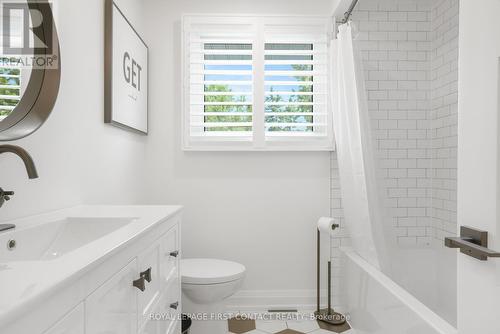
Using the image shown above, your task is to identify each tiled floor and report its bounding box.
[227,312,355,334]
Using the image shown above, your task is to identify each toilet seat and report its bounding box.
[181,259,246,285]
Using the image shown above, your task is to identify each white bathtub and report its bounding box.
[389,246,457,327]
[340,248,457,334]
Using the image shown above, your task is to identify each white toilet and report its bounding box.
[181,259,246,334]
[181,258,246,303]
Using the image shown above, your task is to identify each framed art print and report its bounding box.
[105,0,148,134]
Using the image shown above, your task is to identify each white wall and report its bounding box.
[0,0,149,222]
[143,0,333,295]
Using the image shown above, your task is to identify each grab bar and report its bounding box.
[445,226,500,261]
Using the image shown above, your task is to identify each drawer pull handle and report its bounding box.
[133,277,146,292]
[140,267,152,283]
[169,250,179,258]
[170,301,179,310]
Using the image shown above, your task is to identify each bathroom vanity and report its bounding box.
[0,205,182,334]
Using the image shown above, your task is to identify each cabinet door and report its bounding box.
[86,259,139,334]
[142,287,180,334]
[138,240,162,328]
[43,303,84,334]
[139,299,161,334]
[164,275,181,334]
[160,224,179,288]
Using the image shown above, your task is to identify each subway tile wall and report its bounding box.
[429,0,459,241]
[330,0,459,252]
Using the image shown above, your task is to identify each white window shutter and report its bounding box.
[1,11,25,121]
[262,17,332,149]
[183,15,333,151]
[0,64,21,121]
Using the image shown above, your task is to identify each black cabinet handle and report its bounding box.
[170,301,179,310]
[169,250,179,258]
[140,267,152,283]
[133,277,146,291]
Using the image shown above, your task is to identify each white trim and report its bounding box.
[201,92,253,96]
[197,112,252,116]
[0,106,16,110]
[193,102,252,106]
[202,80,253,85]
[253,18,265,148]
[183,143,334,152]
[225,289,339,313]
[263,81,314,86]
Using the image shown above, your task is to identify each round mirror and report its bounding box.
[0,0,61,141]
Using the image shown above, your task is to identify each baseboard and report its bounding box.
[225,289,344,313]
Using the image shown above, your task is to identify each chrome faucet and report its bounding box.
[0,145,38,211]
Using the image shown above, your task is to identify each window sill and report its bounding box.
[182,142,335,152]
[183,132,335,152]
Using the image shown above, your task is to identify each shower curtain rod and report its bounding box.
[332,0,360,39]
[340,0,360,24]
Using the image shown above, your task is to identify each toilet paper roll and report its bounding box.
[317,217,338,236]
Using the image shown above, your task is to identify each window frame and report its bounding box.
[182,14,334,151]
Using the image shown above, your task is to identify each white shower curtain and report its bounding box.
[331,24,390,271]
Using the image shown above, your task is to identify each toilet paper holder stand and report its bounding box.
[314,222,347,326]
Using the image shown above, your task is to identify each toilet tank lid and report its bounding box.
[181,258,246,284]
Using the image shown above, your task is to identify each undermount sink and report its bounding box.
[0,217,137,262]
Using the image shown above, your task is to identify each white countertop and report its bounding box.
[0,205,182,328]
